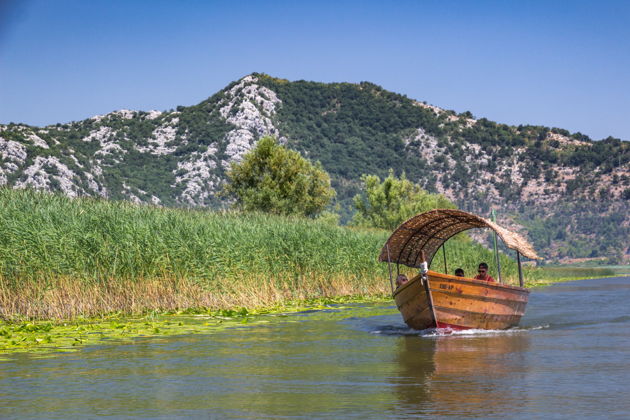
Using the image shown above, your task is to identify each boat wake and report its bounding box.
[371,324,549,337]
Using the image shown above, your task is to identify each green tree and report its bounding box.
[223,136,335,217]
[352,169,456,230]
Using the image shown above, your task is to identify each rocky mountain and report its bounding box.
[1,73,628,263]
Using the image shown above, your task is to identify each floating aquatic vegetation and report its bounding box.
[0,295,394,358]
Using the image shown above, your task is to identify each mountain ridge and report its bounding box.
[1,73,628,263]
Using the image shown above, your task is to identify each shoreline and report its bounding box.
[0,295,392,358]
[3,273,627,357]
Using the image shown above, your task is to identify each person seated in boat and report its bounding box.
[474,262,495,282]
[395,274,409,288]
[454,268,465,277]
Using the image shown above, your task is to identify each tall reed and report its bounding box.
[0,188,529,319]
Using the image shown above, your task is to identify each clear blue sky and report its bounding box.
[1,0,629,140]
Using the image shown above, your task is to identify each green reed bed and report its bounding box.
[0,189,386,287]
[0,188,532,320]
[535,266,624,284]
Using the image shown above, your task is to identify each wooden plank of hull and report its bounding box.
[394,275,434,330]
[393,270,530,330]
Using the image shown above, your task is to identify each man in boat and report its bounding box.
[474,262,495,282]
[395,274,408,288]
[454,268,465,277]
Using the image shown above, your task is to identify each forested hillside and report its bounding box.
[1,73,628,263]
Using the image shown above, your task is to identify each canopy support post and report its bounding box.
[442,243,448,274]
[386,245,394,294]
[492,209,503,283]
[420,250,438,328]
[517,251,524,287]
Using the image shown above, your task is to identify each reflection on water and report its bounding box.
[394,333,530,417]
[1,277,629,419]
[391,337,435,414]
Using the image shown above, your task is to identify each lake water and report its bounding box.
[1,276,629,419]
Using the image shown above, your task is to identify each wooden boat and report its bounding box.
[394,270,530,330]
[380,209,539,331]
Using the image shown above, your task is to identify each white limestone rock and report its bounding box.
[174,145,220,205]
[27,133,49,149]
[546,132,591,147]
[83,126,114,143]
[218,75,282,168]
[91,109,137,123]
[0,137,27,185]
[223,129,255,163]
[135,124,182,155]
[0,136,27,164]
[145,110,162,120]
[404,128,455,168]
[83,171,107,197]
[112,109,136,120]
[83,126,127,165]
[15,156,80,197]
[122,182,144,204]
[414,101,477,127]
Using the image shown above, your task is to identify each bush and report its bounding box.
[352,170,455,230]
[223,137,335,217]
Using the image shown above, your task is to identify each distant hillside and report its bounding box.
[1,73,628,263]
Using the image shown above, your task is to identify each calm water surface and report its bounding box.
[1,276,629,419]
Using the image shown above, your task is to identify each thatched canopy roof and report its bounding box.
[379,209,540,268]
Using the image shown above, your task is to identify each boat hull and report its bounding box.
[393,271,529,330]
